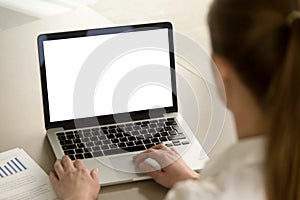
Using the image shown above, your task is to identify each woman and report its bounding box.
[49,0,300,199]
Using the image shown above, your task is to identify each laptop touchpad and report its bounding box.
[99,154,140,174]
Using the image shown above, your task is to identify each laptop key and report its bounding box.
[107,134,115,139]
[143,139,152,144]
[111,138,119,143]
[134,140,143,145]
[64,150,75,155]
[133,126,141,131]
[164,126,172,131]
[86,142,94,147]
[66,135,75,139]
[57,135,66,141]
[75,154,84,159]
[125,127,133,132]
[84,147,92,152]
[108,129,117,134]
[167,118,175,122]
[120,137,128,142]
[168,130,177,135]
[148,128,156,132]
[103,148,126,156]
[77,143,85,148]
[102,140,111,145]
[149,124,157,129]
[93,132,101,136]
[69,155,76,160]
[92,151,104,157]
[98,135,107,140]
[92,146,101,151]
[83,129,91,134]
[108,125,117,129]
[82,137,90,142]
[168,134,186,140]
[100,145,109,150]
[118,142,126,148]
[142,126,149,130]
[75,148,84,154]
[160,136,168,142]
[151,138,160,143]
[172,125,183,134]
[131,130,139,135]
[128,136,136,141]
[94,141,102,146]
[62,144,77,150]
[157,122,164,127]
[150,119,158,124]
[60,140,73,145]
[145,144,155,149]
[165,121,176,126]
[56,132,65,136]
[109,144,118,149]
[90,136,98,141]
[160,132,169,137]
[65,131,73,135]
[136,135,145,140]
[73,139,82,143]
[126,141,134,146]
[122,145,146,152]
[116,127,123,133]
[115,133,123,138]
[84,153,93,158]
[77,132,84,138]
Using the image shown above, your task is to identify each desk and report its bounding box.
[0,1,237,199]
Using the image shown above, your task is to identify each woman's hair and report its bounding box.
[208,0,300,200]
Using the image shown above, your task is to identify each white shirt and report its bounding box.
[165,136,266,200]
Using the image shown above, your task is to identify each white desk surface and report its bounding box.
[0,1,237,199]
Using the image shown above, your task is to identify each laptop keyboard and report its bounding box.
[55,118,190,160]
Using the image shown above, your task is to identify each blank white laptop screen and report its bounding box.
[43,29,173,122]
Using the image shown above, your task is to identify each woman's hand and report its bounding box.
[49,155,100,200]
[133,144,199,188]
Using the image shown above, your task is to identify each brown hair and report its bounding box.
[208,0,300,200]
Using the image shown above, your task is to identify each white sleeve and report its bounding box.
[164,179,221,200]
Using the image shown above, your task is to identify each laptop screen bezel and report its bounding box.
[37,22,177,129]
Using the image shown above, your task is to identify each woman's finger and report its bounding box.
[151,143,166,150]
[90,168,99,182]
[74,159,85,169]
[62,155,75,171]
[49,171,59,186]
[132,148,157,165]
[139,162,162,180]
[54,159,64,179]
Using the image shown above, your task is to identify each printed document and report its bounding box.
[0,148,58,200]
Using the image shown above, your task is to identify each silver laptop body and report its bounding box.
[37,22,209,186]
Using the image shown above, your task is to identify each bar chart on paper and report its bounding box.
[0,157,27,178]
[0,148,58,199]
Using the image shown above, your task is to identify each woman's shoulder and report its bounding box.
[165,136,267,200]
[203,135,266,176]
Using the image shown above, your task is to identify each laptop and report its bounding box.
[37,22,209,186]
